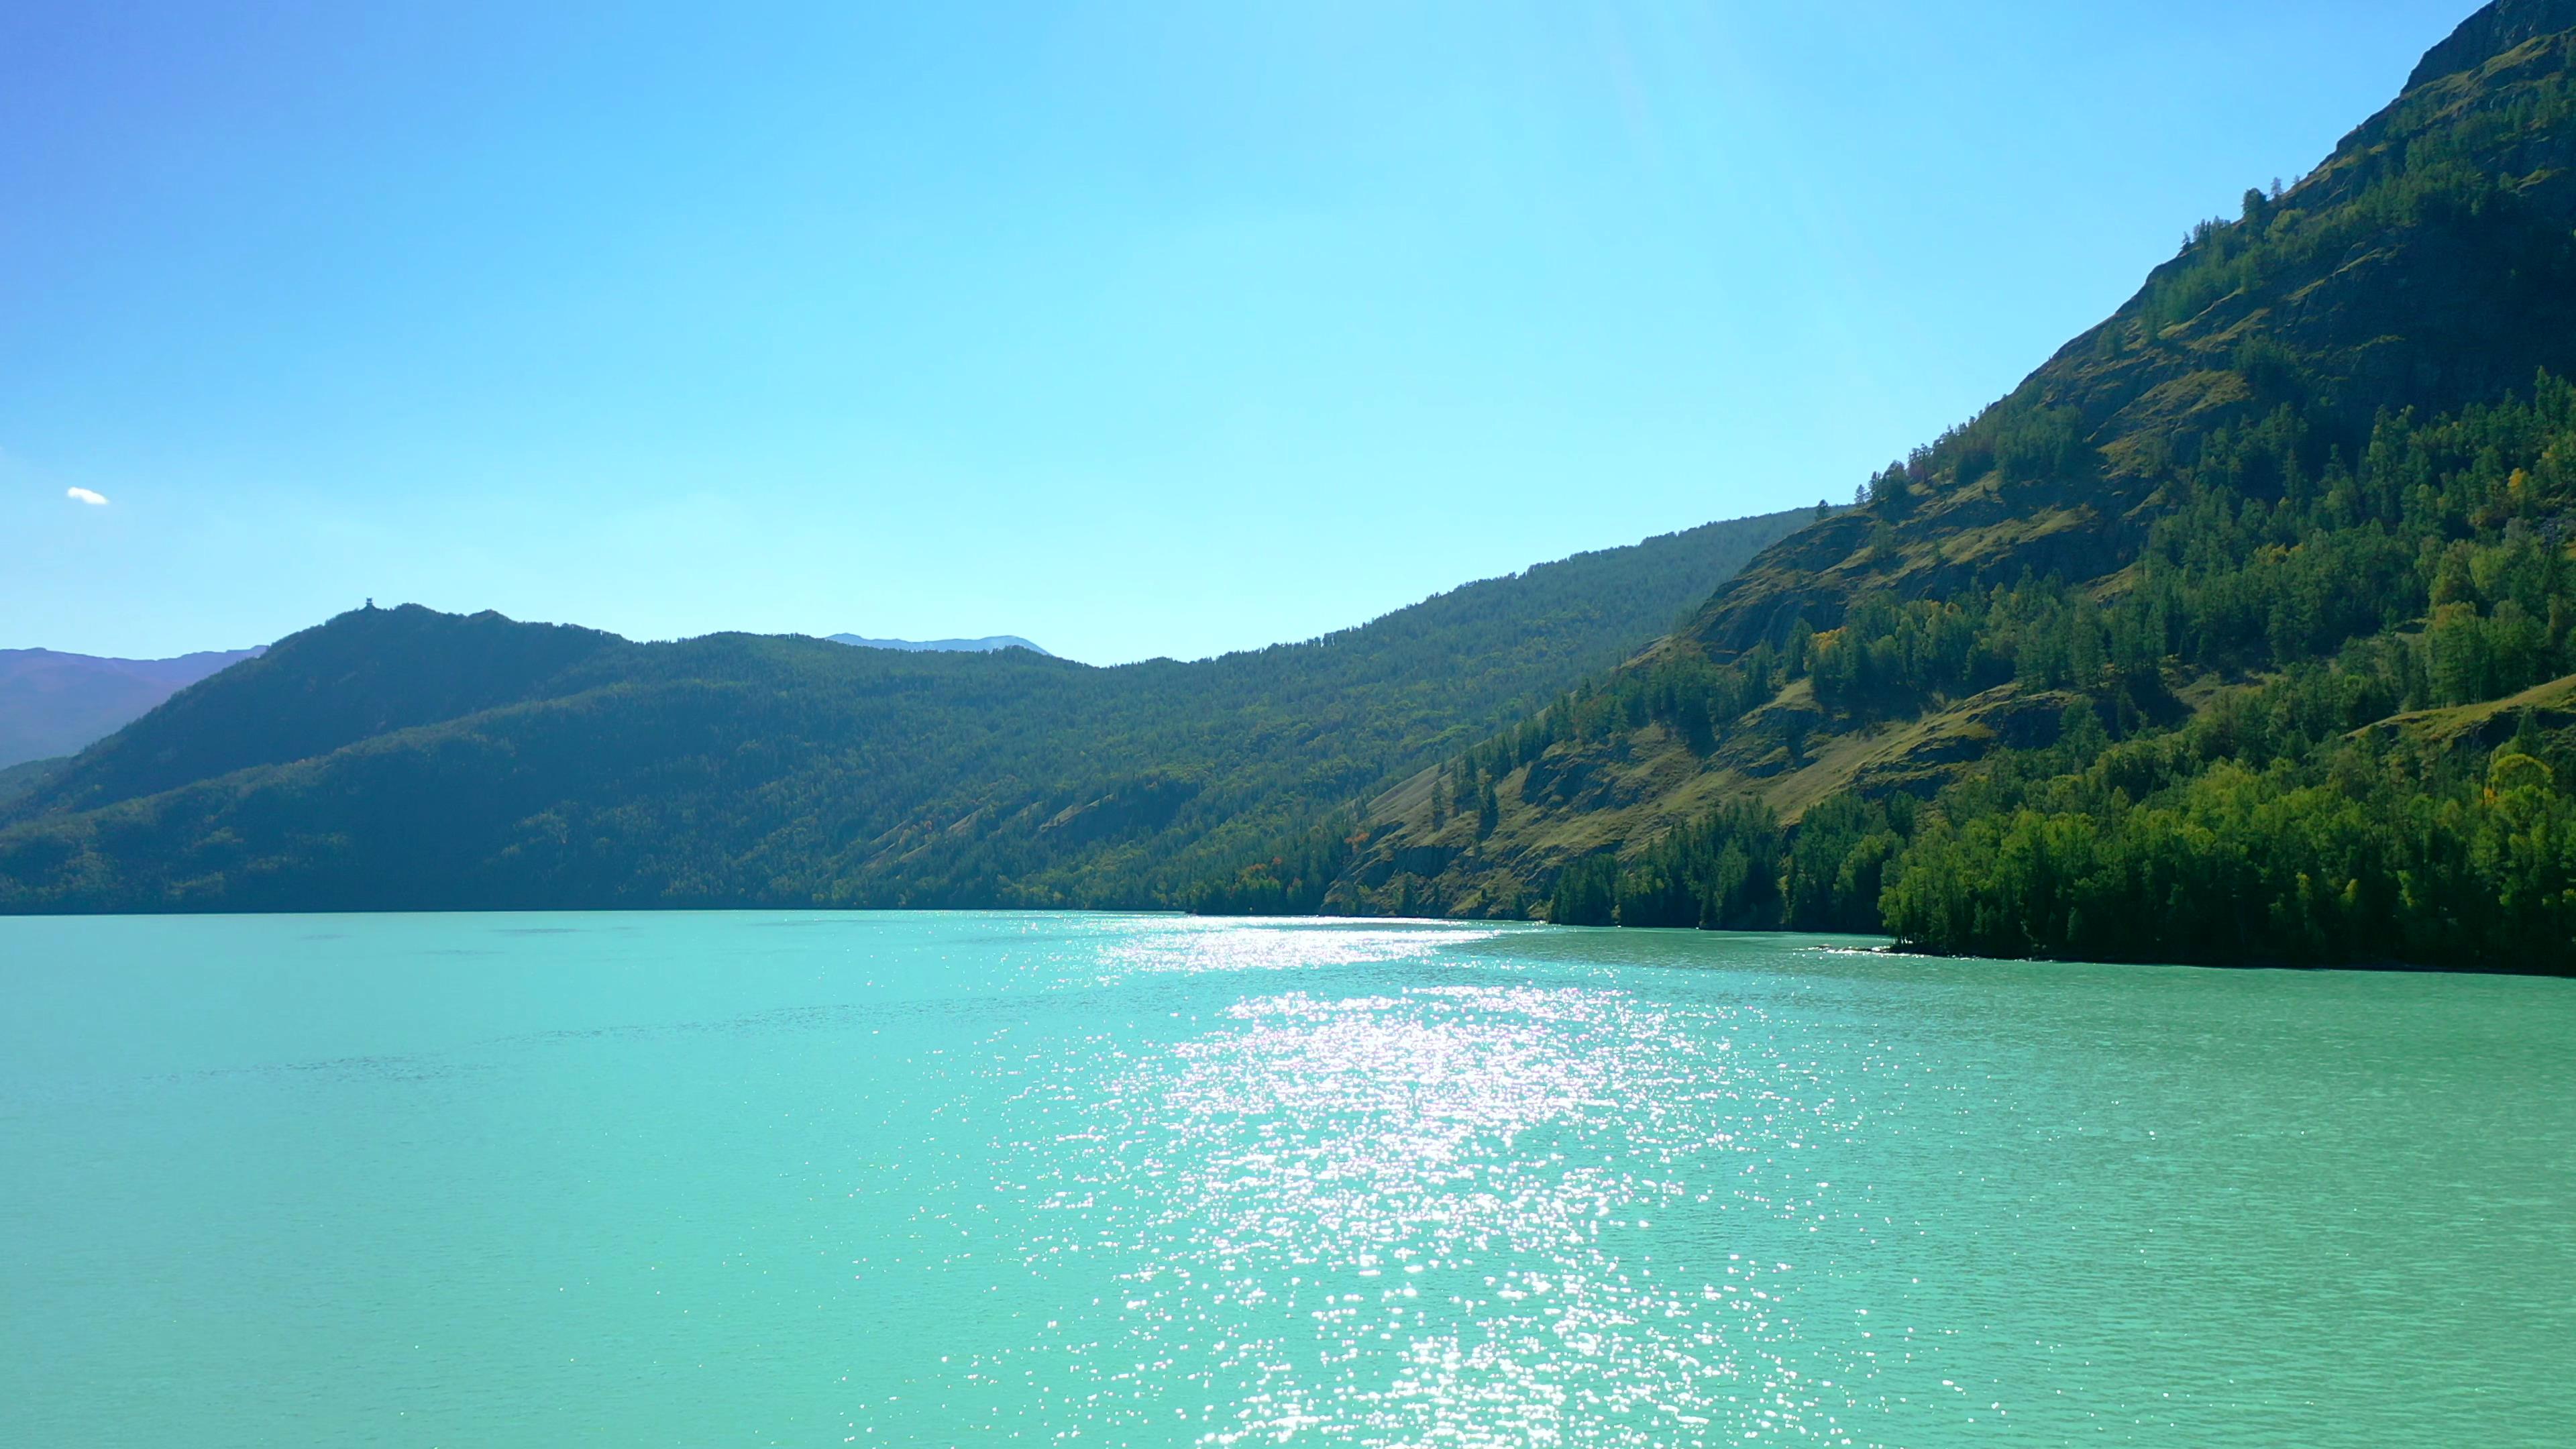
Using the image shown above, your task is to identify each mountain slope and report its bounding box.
[0,508,1819,912]
[1306,0,2576,971]
[17,612,614,819]
[0,647,264,771]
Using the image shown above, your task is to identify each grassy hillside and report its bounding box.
[1299,0,2576,972]
[0,508,1817,912]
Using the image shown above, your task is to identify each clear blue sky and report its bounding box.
[5,1,2481,663]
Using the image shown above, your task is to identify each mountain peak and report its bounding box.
[2407,0,2576,91]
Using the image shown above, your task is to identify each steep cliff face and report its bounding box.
[1322,0,2576,937]
[1688,5,2576,661]
[2410,0,2576,91]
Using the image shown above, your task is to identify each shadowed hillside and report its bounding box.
[0,509,1817,912]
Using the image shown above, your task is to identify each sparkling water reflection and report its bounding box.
[2,912,2569,1446]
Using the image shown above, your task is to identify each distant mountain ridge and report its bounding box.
[0,508,1819,912]
[0,647,264,771]
[827,634,1050,656]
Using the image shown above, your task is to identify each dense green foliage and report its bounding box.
[1806,382,2576,722]
[1434,372,2576,972]
[1305,4,2576,973]
[1603,371,2576,970]
[1880,706,2574,969]
[1547,792,1915,934]
[0,757,62,810]
[0,512,1815,913]
[1548,676,2573,972]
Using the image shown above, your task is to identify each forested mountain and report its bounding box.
[1273,0,2576,972]
[0,508,1815,912]
[15,2,2573,974]
[0,647,264,770]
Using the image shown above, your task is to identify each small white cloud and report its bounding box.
[66,486,108,506]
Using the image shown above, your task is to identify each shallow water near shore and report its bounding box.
[3,911,2570,1446]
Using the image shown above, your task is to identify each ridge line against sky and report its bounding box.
[3,1,2480,665]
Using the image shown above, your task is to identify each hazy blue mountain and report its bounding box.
[828,634,1051,656]
[0,647,264,770]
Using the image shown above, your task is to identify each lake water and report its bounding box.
[3,912,2570,1446]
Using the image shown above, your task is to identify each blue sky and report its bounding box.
[5,1,2482,663]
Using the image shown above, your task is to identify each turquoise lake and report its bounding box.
[2,912,2570,1446]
